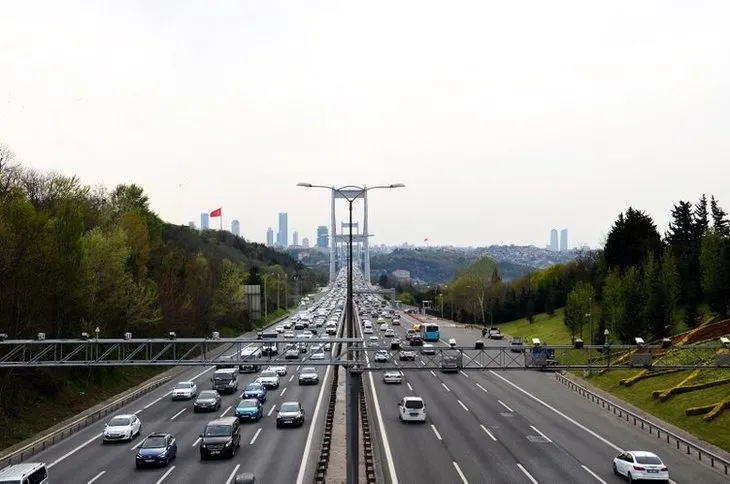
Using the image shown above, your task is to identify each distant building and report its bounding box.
[560,228,568,252]
[317,225,329,248]
[266,227,274,247]
[188,221,196,230]
[392,269,411,283]
[292,231,299,247]
[302,237,310,248]
[201,213,210,231]
[277,213,288,246]
[549,229,558,251]
[231,219,240,236]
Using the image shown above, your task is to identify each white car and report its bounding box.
[171,381,197,400]
[421,343,436,355]
[383,371,402,384]
[384,329,395,338]
[267,365,287,376]
[612,451,669,482]
[398,396,427,423]
[374,350,390,363]
[255,370,281,389]
[309,352,326,361]
[380,324,389,332]
[284,331,295,338]
[391,318,401,325]
[103,414,141,442]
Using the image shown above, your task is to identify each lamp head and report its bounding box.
[296,182,312,187]
[389,183,405,188]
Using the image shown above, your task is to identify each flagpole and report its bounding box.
[220,206,223,231]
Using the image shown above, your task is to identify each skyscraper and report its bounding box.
[266,227,274,247]
[302,237,310,248]
[201,213,210,231]
[188,221,196,230]
[277,213,288,246]
[231,220,240,236]
[317,225,329,248]
[560,228,568,252]
[550,229,558,251]
[292,231,299,247]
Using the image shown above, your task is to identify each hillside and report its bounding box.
[370,247,537,283]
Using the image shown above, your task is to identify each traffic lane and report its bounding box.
[371,374,464,484]
[431,369,600,484]
[476,370,728,484]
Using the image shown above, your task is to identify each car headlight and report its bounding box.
[157,451,168,457]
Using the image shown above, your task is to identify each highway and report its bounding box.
[24,287,344,484]
[365,310,729,484]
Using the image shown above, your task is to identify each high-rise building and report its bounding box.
[550,229,558,251]
[302,237,310,248]
[188,221,196,229]
[266,227,274,247]
[292,231,299,247]
[560,228,568,252]
[231,220,240,236]
[201,213,210,231]
[317,225,329,248]
[277,213,288,246]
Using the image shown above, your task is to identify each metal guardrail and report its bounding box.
[554,373,730,475]
[0,375,171,469]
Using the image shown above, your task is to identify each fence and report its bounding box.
[554,372,729,476]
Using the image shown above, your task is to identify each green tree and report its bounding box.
[601,268,624,337]
[619,266,645,343]
[659,247,680,335]
[564,281,594,340]
[710,196,730,238]
[700,229,728,317]
[666,200,702,326]
[695,194,709,235]
[211,259,247,328]
[525,298,535,324]
[604,207,663,271]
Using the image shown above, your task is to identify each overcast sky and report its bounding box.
[2,1,729,248]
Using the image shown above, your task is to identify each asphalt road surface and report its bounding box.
[364,311,728,484]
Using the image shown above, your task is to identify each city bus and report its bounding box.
[422,323,440,342]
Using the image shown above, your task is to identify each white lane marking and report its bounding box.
[219,406,231,418]
[143,391,173,409]
[192,437,201,447]
[191,366,215,381]
[280,387,287,397]
[365,351,399,483]
[459,370,469,378]
[250,428,262,444]
[457,400,469,412]
[441,383,451,392]
[453,461,469,484]
[430,370,436,377]
[296,365,301,370]
[225,464,242,484]
[268,405,276,417]
[516,463,538,483]
[488,370,623,452]
[289,375,294,382]
[497,400,513,413]
[170,408,186,420]
[480,424,497,441]
[393,359,398,366]
[420,359,426,365]
[475,383,488,393]
[529,425,552,443]
[406,382,413,391]
[156,465,176,484]
[130,440,142,451]
[581,465,607,483]
[48,432,102,468]
[87,470,106,484]
[431,424,443,441]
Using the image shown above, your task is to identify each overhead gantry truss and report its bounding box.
[0,338,729,370]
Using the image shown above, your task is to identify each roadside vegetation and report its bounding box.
[0,143,324,451]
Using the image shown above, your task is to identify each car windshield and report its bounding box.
[260,371,276,378]
[108,417,130,426]
[141,436,166,448]
[280,403,300,412]
[245,384,263,391]
[175,382,192,389]
[204,425,231,437]
[238,400,258,408]
[404,400,424,409]
[635,455,663,465]
[198,391,217,399]
[213,374,232,382]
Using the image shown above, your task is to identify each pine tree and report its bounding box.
[711,196,730,238]
[604,207,663,271]
[665,200,702,312]
[694,194,709,236]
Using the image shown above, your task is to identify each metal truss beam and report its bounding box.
[1,339,728,370]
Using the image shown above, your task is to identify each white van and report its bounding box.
[0,462,49,484]
[239,346,263,373]
[448,338,457,348]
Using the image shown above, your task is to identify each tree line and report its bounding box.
[421,194,729,344]
[0,144,321,340]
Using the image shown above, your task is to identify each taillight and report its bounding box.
[633,466,645,471]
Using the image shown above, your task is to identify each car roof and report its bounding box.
[403,396,423,401]
[111,413,135,418]
[208,416,238,426]
[301,367,317,371]
[0,463,47,478]
[626,451,661,458]
[146,432,170,439]
[280,400,301,406]
[176,380,194,384]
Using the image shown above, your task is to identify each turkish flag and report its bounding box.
[210,207,222,217]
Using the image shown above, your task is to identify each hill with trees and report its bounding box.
[0,144,323,449]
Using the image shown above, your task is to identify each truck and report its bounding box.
[440,350,463,372]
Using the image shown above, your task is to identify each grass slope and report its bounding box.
[497,309,574,344]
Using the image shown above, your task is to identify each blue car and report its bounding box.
[241,382,267,403]
[235,398,264,422]
[135,433,177,468]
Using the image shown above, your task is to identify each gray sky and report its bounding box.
[2,1,729,248]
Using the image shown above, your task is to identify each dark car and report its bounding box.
[276,401,305,428]
[193,390,222,413]
[234,398,264,422]
[135,433,177,468]
[241,383,267,403]
[409,336,423,347]
[199,417,240,459]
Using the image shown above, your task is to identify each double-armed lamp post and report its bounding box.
[297,182,404,484]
